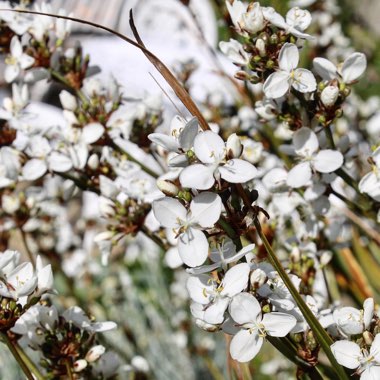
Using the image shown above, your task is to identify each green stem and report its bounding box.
[254,219,349,380]
[0,332,34,380]
[217,217,242,251]
[14,342,45,380]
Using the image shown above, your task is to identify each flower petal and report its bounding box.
[178,228,209,267]
[263,71,290,99]
[331,341,361,369]
[292,68,316,93]
[230,329,263,363]
[341,52,367,84]
[190,192,222,228]
[219,159,258,183]
[193,131,225,164]
[229,292,261,325]
[293,127,319,156]
[279,43,299,72]
[179,164,215,190]
[286,162,312,188]
[261,312,296,337]
[22,159,47,181]
[221,263,250,297]
[313,57,337,80]
[313,150,343,173]
[152,197,187,228]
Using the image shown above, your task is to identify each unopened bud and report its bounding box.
[363,331,374,346]
[250,268,267,289]
[85,345,105,362]
[262,304,271,313]
[59,90,77,111]
[131,356,150,373]
[255,38,266,57]
[73,359,88,372]
[320,251,333,267]
[87,154,99,170]
[269,33,278,45]
[226,133,243,158]
[195,319,220,332]
[335,108,343,118]
[306,330,318,351]
[178,190,192,202]
[321,85,339,107]
[266,60,275,69]
[2,194,20,214]
[234,71,250,81]
[156,180,179,196]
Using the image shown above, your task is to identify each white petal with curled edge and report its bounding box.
[286,7,311,31]
[229,292,261,325]
[204,297,230,325]
[262,7,287,29]
[148,133,180,152]
[261,312,296,337]
[293,127,319,156]
[331,341,361,369]
[263,71,290,99]
[186,274,213,304]
[221,263,250,297]
[193,131,225,164]
[279,43,299,72]
[313,57,337,80]
[178,228,209,267]
[219,159,258,183]
[179,164,215,190]
[190,192,222,228]
[286,162,312,188]
[226,0,246,29]
[263,167,288,192]
[22,159,47,181]
[48,152,73,173]
[359,173,380,201]
[313,149,343,173]
[342,52,367,83]
[152,197,186,228]
[230,329,263,363]
[179,118,199,150]
[81,122,104,144]
[292,68,316,93]
[219,39,249,66]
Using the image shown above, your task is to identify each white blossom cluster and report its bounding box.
[0,0,379,379]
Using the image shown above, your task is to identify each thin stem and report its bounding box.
[65,359,74,380]
[20,229,35,266]
[234,184,349,380]
[14,342,45,380]
[254,219,349,380]
[0,332,34,380]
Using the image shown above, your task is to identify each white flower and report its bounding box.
[179,131,258,190]
[313,53,367,84]
[263,43,316,99]
[240,2,265,34]
[262,7,313,39]
[333,298,374,336]
[0,83,29,123]
[229,292,297,362]
[4,36,34,83]
[331,334,380,378]
[153,192,222,267]
[219,39,250,66]
[286,127,344,188]
[359,147,380,201]
[187,263,250,324]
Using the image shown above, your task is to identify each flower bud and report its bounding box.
[195,319,220,332]
[363,331,374,345]
[234,71,251,81]
[85,345,105,362]
[59,90,77,111]
[226,133,243,158]
[73,359,87,372]
[321,86,339,107]
[255,38,266,57]
[156,179,179,196]
[250,268,267,289]
[87,154,99,170]
[131,356,150,373]
[320,251,333,267]
[2,194,20,214]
